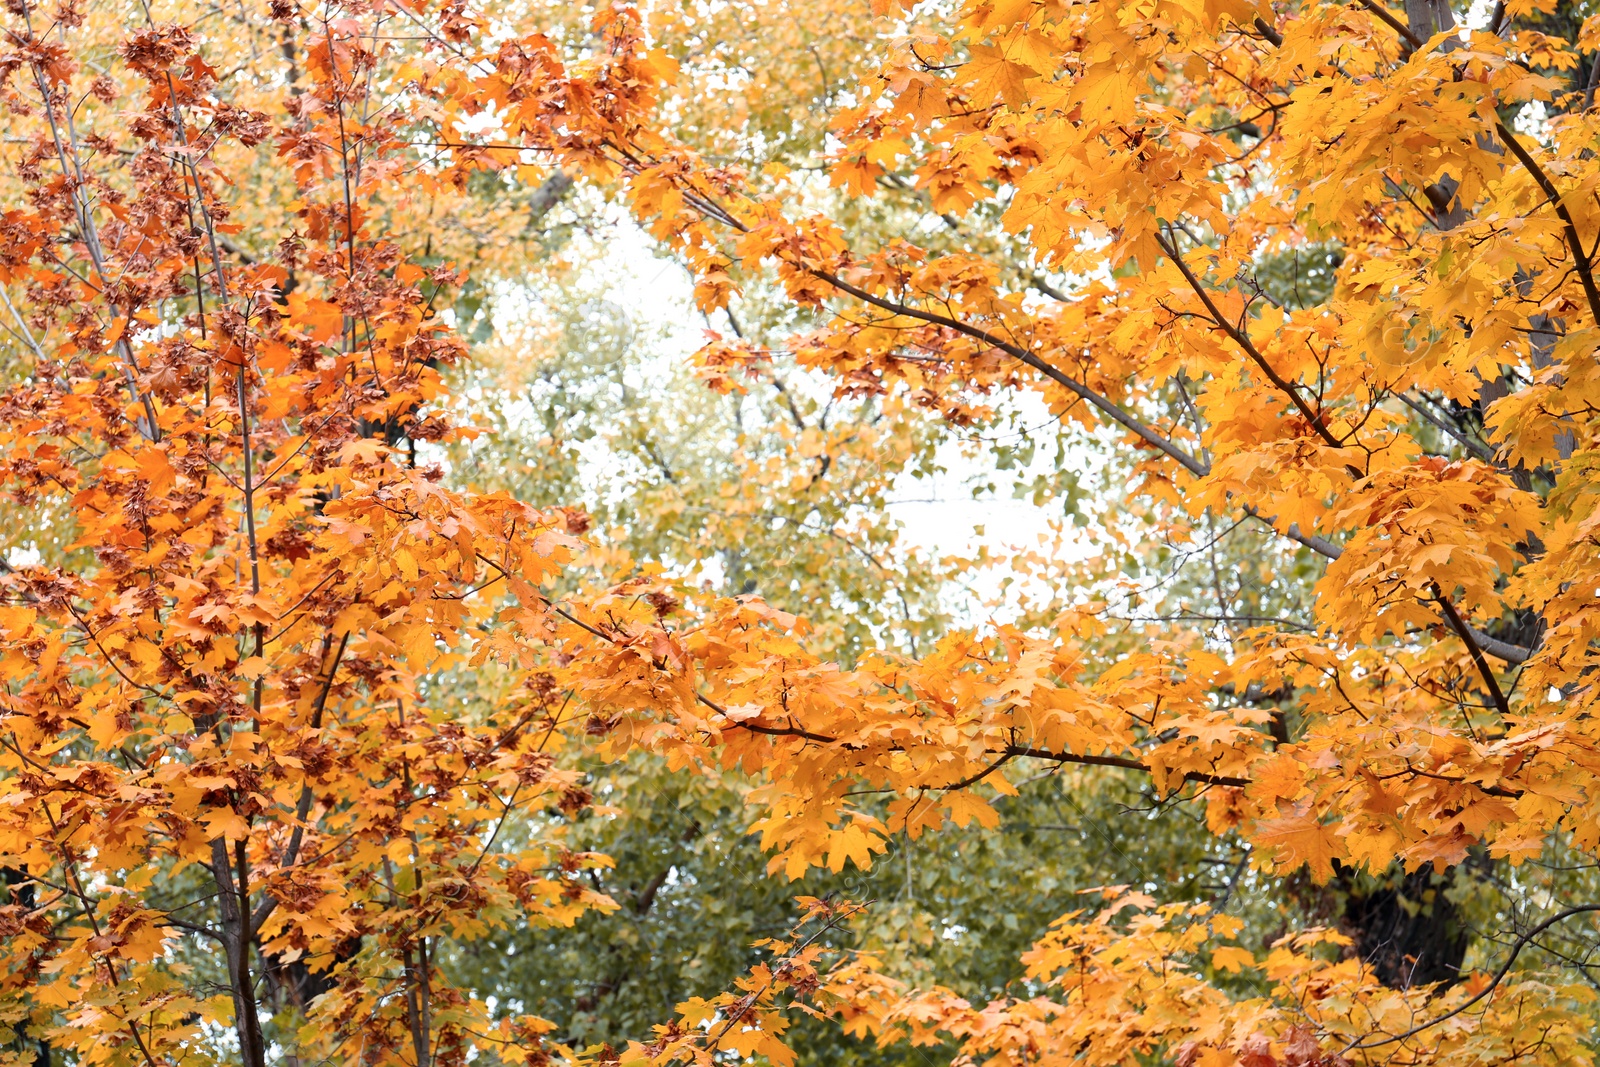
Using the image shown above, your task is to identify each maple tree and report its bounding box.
[3,0,1600,1064]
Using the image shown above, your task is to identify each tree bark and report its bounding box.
[212,839,268,1067]
[1403,0,1458,44]
[1340,865,1469,989]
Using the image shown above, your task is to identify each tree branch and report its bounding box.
[250,630,349,936]
[1348,903,1600,1050]
[1247,508,1531,663]
[729,719,1250,788]
[1358,0,1424,49]
[813,269,1210,477]
[1156,232,1341,449]
[1430,582,1512,717]
[1496,122,1600,327]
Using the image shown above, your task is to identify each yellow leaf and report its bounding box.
[1253,813,1342,883]
[1211,946,1255,973]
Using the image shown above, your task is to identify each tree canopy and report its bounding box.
[1,0,1599,1064]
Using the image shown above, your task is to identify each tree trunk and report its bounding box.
[212,840,268,1067]
[1340,865,1469,989]
[1403,0,1457,43]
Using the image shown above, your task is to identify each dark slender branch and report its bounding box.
[1430,582,1512,717]
[1240,506,1345,561]
[729,719,1249,788]
[1244,508,1531,664]
[39,803,162,1067]
[1002,744,1250,787]
[938,751,1017,793]
[1156,233,1341,448]
[1348,904,1600,1050]
[1357,0,1424,49]
[1496,123,1600,328]
[249,630,349,936]
[813,269,1210,476]
[464,782,523,880]
[1399,392,1499,465]
[1251,15,1282,46]
[726,718,839,745]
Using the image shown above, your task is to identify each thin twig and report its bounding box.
[1347,904,1600,1050]
[1496,123,1600,327]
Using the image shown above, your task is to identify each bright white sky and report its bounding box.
[582,219,1079,575]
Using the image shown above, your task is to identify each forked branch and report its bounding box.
[1347,903,1600,1050]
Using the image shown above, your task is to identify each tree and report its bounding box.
[0,6,622,1064]
[3,0,1600,1065]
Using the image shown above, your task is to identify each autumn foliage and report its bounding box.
[0,0,1598,1064]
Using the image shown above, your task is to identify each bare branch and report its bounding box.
[1348,904,1600,1051]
